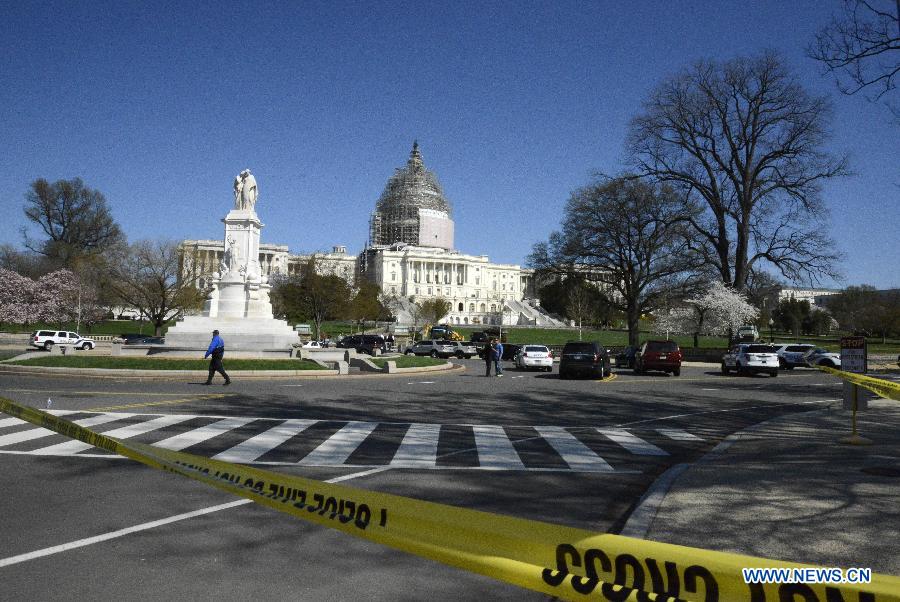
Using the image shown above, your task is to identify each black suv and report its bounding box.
[336,334,386,355]
[559,341,611,379]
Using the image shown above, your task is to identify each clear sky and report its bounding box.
[2,0,897,288]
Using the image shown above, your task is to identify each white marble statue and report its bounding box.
[233,169,258,211]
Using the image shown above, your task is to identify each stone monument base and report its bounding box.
[164,315,299,351]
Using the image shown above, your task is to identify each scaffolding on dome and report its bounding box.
[369,141,452,247]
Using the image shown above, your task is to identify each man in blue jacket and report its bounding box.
[493,340,504,377]
[204,329,231,385]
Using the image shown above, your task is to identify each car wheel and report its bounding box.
[770,370,778,377]
[430,350,438,358]
[456,351,465,359]
[44,341,53,351]
[721,362,729,375]
[405,349,413,355]
[779,358,786,369]
[821,360,835,368]
[673,368,681,376]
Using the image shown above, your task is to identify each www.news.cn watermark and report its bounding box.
[743,567,872,585]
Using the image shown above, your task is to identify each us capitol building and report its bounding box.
[180,143,564,327]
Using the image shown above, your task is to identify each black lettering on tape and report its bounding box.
[379,508,387,527]
[614,553,645,592]
[308,493,324,514]
[292,489,307,509]
[684,565,718,602]
[355,504,371,530]
[571,548,612,595]
[340,501,355,524]
[542,543,580,587]
[323,496,338,518]
[645,559,681,599]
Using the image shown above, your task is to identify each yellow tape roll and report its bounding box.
[2,397,898,601]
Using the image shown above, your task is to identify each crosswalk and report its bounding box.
[0,411,710,473]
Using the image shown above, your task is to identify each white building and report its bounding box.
[180,143,566,327]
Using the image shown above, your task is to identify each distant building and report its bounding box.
[776,286,841,308]
[180,142,566,327]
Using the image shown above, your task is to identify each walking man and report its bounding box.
[484,339,495,377]
[494,339,504,377]
[204,329,231,385]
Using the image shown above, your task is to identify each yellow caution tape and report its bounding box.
[2,396,898,601]
[819,366,900,401]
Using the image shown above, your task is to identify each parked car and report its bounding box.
[445,341,478,359]
[721,343,779,377]
[773,344,816,369]
[336,334,386,355]
[634,340,683,376]
[406,339,456,358]
[30,330,96,351]
[124,336,165,345]
[301,340,322,349]
[477,342,521,361]
[802,347,841,369]
[615,346,638,369]
[514,344,553,372]
[559,341,611,379]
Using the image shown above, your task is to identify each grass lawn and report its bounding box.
[10,356,326,370]
[370,356,446,369]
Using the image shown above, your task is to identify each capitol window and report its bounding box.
[427,287,432,295]
[480,303,486,312]
[391,272,396,281]
[458,302,463,311]
[469,303,474,312]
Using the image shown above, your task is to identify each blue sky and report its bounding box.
[2,1,897,288]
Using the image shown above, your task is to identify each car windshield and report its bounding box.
[646,341,678,352]
[525,346,548,352]
[748,345,775,353]
[564,343,594,353]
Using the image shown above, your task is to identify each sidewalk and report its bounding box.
[626,398,900,575]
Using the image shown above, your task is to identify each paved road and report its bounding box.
[0,361,843,600]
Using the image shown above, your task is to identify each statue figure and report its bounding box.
[221,236,236,273]
[239,169,258,211]
[232,169,259,211]
[233,174,244,210]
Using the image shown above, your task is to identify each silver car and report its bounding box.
[773,344,815,369]
[802,347,841,369]
[406,339,456,358]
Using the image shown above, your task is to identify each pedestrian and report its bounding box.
[494,339,504,377]
[204,329,231,385]
[484,339,495,377]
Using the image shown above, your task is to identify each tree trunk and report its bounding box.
[627,306,640,347]
[693,331,699,348]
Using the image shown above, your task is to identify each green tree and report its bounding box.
[23,178,125,268]
[773,298,811,336]
[419,297,452,326]
[271,259,351,340]
[348,281,386,328]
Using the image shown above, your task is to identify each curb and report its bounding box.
[0,361,461,379]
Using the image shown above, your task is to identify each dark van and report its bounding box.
[559,342,611,380]
[336,335,386,355]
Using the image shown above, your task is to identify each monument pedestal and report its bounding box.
[165,172,298,352]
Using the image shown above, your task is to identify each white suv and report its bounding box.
[406,339,456,358]
[721,343,779,377]
[31,330,96,351]
[773,344,816,369]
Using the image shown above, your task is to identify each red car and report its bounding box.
[634,340,682,376]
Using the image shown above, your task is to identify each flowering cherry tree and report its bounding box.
[0,268,85,327]
[655,281,759,346]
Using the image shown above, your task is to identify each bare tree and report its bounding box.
[109,240,206,336]
[23,178,125,268]
[809,0,900,114]
[565,282,593,340]
[529,177,698,346]
[628,51,849,290]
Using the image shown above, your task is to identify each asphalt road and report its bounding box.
[0,360,843,600]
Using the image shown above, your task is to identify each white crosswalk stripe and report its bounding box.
[596,428,669,456]
[0,413,131,448]
[152,417,256,451]
[0,411,711,471]
[655,428,704,442]
[213,419,317,463]
[472,425,525,470]
[390,423,440,468]
[32,415,197,456]
[534,426,614,472]
[298,422,378,466]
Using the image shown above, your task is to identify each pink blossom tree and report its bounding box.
[655,281,759,347]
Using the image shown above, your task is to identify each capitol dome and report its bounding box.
[369,142,455,249]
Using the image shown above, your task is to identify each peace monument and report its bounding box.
[164,170,299,351]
